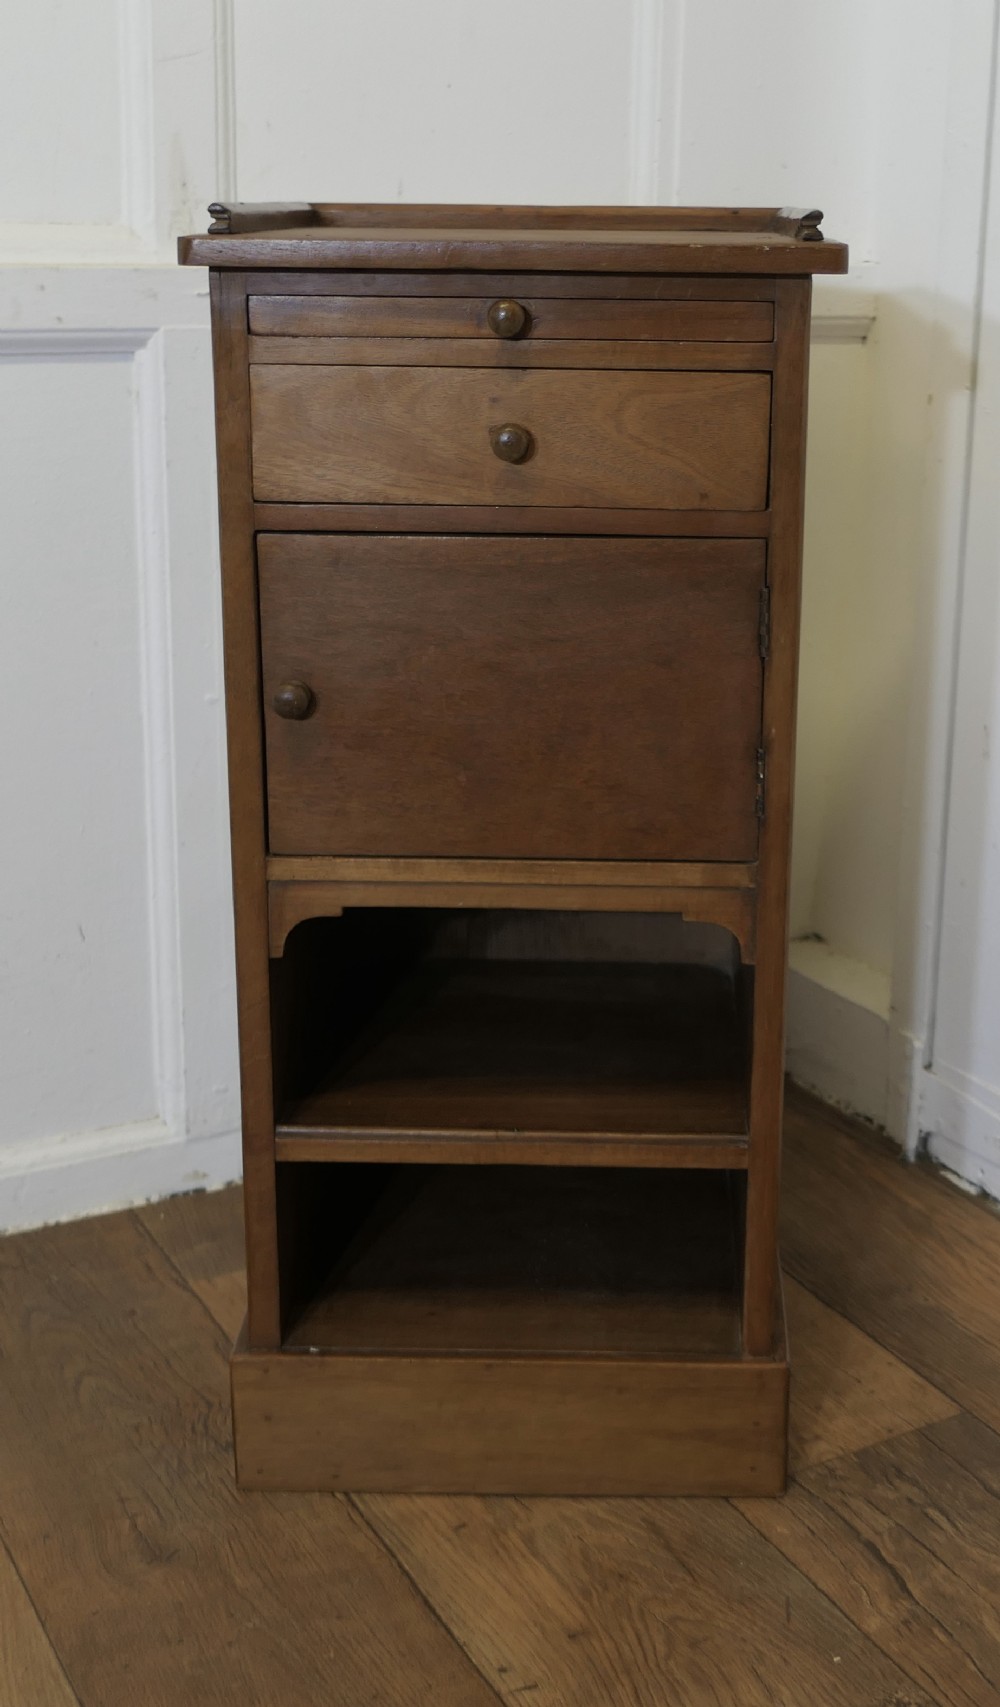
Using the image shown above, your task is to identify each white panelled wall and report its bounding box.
[2,0,1000,1225]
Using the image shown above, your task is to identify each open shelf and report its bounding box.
[283,1164,743,1359]
[275,948,749,1166]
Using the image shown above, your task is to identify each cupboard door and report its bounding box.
[258,534,766,861]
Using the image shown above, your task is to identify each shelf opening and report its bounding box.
[271,908,751,1158]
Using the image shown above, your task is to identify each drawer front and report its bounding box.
[250,366,771,509]
[258,534,765,861]
[249,293,775,342]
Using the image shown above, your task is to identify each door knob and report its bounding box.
[489,423,534,464]
[487,298,528,338]
[272,681,314,720]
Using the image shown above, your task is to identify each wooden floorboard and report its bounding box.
[784,1275,957,1469]
[355,1490,937,1707]
[3,1091,1000,1703]
[783,1087,1000,1429]
[0,1538,80,1707]
[739,1411,1000,1707]
[137,1188,246,1342]
[0,1209,500,1707]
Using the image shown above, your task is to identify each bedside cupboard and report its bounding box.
[180,202,848,1494]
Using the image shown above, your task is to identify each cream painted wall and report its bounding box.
[1,0,998,1224]
[3,2,123,225]
[235,1,637,204]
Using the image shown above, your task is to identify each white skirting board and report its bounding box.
[912,1065,1000,1203]
[786,941,1000,1205]
[785,939,892,1131]
[0,1120,242,1236]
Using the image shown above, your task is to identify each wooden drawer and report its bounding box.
[250,366,771,509]
[249,293,775,342]
[258,534,766,861]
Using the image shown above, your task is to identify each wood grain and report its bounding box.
[252,501,773,536]
[783,1089,1000,1428]
[741,1412,1000,1707]
[265,855,757,887]
[247,334,775,371]
[275,1133,748,1169]
[301,203,820,233]
[355,1492,933,1707]
[248,293,775,341]
[242,269,781,300]
[258,534,766,860]
[0,1210,501,1707]
[181,227,849,274]
[249,366,771,508]
[0,1540,79,1707]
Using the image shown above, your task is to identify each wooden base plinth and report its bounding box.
[231,1329,788,1497]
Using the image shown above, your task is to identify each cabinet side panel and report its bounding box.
[210,270,281,1347]
[743,276,812,1353]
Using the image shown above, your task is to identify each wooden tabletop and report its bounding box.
[179,202,849,273]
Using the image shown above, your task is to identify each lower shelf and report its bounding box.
[277,958,749,1167]
[231,1166,788,1495]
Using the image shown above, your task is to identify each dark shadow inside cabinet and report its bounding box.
[277,1158,746,1357]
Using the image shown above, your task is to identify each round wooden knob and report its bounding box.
[272,680,314,720]
[489,423,534,464]
[487,298,528,338]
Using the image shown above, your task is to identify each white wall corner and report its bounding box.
[785,940,891,1130]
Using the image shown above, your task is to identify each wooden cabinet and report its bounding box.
[181,202,847,1496]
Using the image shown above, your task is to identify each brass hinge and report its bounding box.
[758,584,771,660]
[755,747,766,818]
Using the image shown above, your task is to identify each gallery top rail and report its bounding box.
[178,202,849,274]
